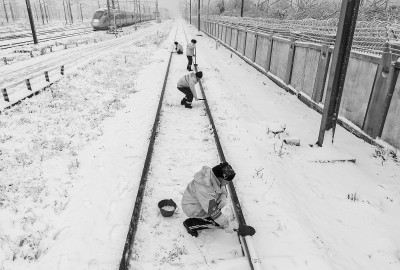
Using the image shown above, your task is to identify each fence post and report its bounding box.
[224,25,228,43]
[284,38,296,85]
[229,27,233,47]
[44,71,49,82]
[235,28,240,51]
[312,45,330,102]
[2,88,9,102]
[61,65,64,75]
[243,30,248,56]
[26,79,32,91]
[265,36,273,72]
[362,42,392,138]
[252,34,258,62]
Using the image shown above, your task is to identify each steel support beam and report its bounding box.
[317,0,361,146]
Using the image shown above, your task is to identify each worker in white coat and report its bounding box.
[181,162,237,237]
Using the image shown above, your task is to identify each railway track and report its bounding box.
[0,22,170,111]
[0,26,94,50]
[118,21,261,270]
[0,25,91,41]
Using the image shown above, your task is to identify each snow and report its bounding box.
[1,17,400,270]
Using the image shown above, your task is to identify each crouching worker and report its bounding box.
[177,71,203,109]
[173,41,184,54]
[182,162,237,237]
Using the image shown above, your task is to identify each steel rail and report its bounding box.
[1,25,157,111]
[118,24,179,270]
[0,30,94,50]
[183,21,262,270]
[0,25,91,41]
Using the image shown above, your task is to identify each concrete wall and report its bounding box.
[255,35,270,70]
[231,28,238,50]
[339,57,378,128]
[226,27,232,46]
[237,30,246,55]
[380,79,400,149]
[221,26,227,43]
[270,38,290,79]
[290,45,321,97]
[245,32,257,61]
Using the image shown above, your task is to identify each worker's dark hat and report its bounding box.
[212,162,236,181]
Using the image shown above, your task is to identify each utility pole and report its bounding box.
[38,0,44,24]
[80,3,83,21]
[62,0,68,23]
[68,0,73,24]
[25,0,38,44]
[9,3,15,21]
[2,0,8,23]
[241,0,244,17]
[155,0,160,23]
[44,3,49,23]
[317,0,361,146]
[33,3,38,21]
[197,0,200,31]
[189,0,191,24]
[46,3,51,21]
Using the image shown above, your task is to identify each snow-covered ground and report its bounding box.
[1,17,400,270]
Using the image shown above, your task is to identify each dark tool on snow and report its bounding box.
[236,224,256,236]
[158,199,177,217]
[198,98,206,100]
[207,224,256,236]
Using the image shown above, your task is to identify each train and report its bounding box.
[91,8,154,30]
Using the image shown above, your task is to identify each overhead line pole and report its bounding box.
[241,0,244,17]
[25,0,38,44]
[9,3,15,21]
[317,0,361,146]
[197,0,200,31]
[62,0,68,23]
[189,0,191,24]
[68,0,73,24]
[34,3,38,22]
[2,0,8,23]
[38,0,44,24]
[80,3,83,22]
